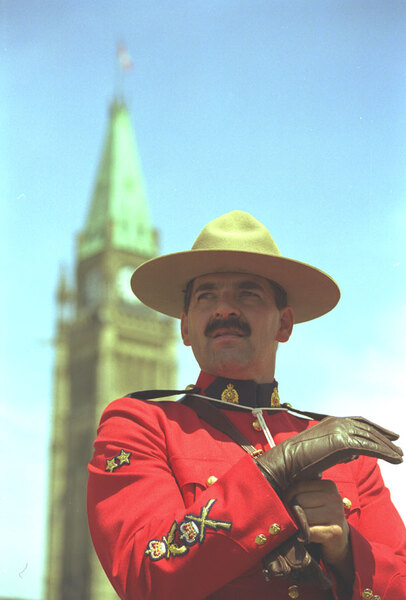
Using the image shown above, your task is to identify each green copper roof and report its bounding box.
[78,100,158,260]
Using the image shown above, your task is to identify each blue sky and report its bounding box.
[2,1,406,598]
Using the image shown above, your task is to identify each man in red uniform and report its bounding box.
[88,211,406,599]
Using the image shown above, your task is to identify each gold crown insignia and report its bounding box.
[270,388,280,407]
[221,383,239,404]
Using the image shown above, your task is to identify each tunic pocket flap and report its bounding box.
[170,457,231,487]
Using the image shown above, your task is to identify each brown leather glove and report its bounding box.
[262,535,332,590]
[255,416,403,493]
[262,502,332,589]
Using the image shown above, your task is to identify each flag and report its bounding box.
[117,42,134,71]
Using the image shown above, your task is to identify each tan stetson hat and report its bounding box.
[131,210,340,323]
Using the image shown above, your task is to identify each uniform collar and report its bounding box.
[194,372,280,409]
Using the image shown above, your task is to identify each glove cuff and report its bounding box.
[254,456,284,497]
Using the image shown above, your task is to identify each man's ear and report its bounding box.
[180,312,191,346]
[276,306,294,343]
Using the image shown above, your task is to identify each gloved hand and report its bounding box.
[262,499,333,589]
[262,535,332,590]
[255,416,403,493]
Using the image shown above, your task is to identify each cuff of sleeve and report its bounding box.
[254,456,284,498]
[214,452,297,555]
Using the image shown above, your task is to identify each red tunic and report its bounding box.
[87,372,406,599]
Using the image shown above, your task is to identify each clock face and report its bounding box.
[116,266,140,304]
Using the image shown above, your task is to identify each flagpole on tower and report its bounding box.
[115,41,134,103]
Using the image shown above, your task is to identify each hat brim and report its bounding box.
[131,249,340,323]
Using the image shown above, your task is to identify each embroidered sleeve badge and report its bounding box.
[179,521,200,545]
[145,499,232,561]
[105,449,132,472]
[105,458,118,473]
[116,449,131,465]
[181,498,232,545]
[145,521,188,561]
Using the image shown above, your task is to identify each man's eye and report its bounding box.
[241,291,259,298]
[197,292,215,301]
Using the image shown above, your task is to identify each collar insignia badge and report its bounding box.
[221,383,239,404]
[270,388,280,407]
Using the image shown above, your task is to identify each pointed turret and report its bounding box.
[55,264,75,324]
[78,99,158,260]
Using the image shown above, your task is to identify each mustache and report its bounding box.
[204,316,251,337]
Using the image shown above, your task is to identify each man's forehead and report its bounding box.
[192,272,271,290]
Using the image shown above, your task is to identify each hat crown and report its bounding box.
[131,210,340,323]
[192,210,281,256]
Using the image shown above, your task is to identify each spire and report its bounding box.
[55,264,75,324]
[77,99,158,260]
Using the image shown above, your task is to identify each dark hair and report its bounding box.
[183,279,194,314]
[183,277,287,314]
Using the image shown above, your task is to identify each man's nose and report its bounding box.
[213,295,240,318]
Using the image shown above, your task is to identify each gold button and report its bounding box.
[206,475,218,486]
[342,497,352,510]
[288,585,300,598]
[254,534,267,546]
[269,523,281,536]
[185,384,195,390]
[372,596,381,600]
[252,420,262,431]
[361,590,374,600]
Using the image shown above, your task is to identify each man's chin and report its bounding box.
[208,351,253,378]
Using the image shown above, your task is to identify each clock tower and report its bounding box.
[46,99,177,600]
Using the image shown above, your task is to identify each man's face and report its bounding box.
[180,272,293,383]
